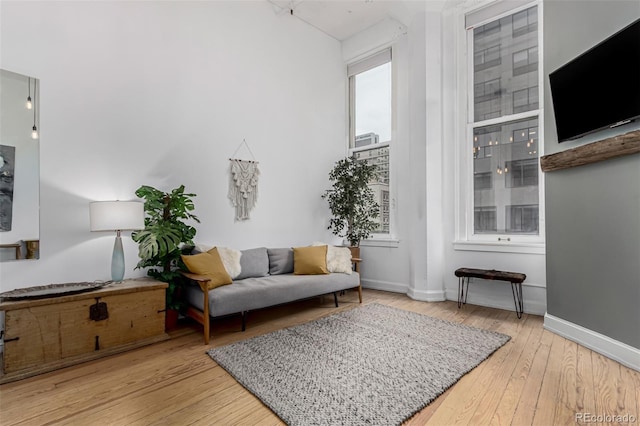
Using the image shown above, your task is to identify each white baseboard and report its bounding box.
[363,280,544,313]
[407,287,446,302]
[444,287,547,316]
[544,314,640,372]
[361,279,408,294]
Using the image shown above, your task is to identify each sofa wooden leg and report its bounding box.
[333,292,339,307]
[186,305,210,345]
[358,285,362,303]
[204,317,210,345]
[241,311,247,332]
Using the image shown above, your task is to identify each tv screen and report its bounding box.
[549,18,640,142]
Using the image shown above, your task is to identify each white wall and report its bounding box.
[0,1,345,289]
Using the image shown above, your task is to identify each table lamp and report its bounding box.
[90,201,144,282]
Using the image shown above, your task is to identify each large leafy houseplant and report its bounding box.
[322,156,380,247]
[132,185,199,311]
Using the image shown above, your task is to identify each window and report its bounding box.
[468,4,542,239]
[512,7,537,37]
[512,46,538,76]
[348,49,392,235]
[475,78,501,103]
[512,86,538,113]
[506,204,539,233]
[474,45,502,71]
[506,158,538,187]
[474,171,493,190]
[475,207,497,232]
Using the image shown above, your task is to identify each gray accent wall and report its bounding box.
[544,1,640,348]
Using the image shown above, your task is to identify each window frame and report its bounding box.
[455,0,545,252]
[347,48,396,243]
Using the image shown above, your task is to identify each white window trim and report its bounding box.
[454,0,546,253]
[347,47,397,244]
[360,238,400,248]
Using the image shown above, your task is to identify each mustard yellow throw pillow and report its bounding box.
[293,245,329,275]
[181,247,233,290]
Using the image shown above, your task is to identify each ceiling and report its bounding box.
[267,0,445,41]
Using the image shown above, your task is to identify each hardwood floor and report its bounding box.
[1,289,638,425]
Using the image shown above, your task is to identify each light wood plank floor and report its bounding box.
[1,289,638,425]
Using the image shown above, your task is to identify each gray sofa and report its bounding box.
[181,246,361,344]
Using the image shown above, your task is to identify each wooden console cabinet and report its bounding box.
[0,278,169,384]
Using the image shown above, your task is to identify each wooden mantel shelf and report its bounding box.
[540,129,640,172]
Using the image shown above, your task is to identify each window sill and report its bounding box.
[360,238,400,248]
[453,240,545,255]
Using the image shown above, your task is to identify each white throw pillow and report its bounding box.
[217,247,242,279]
[312,242,352,274]
[194,243,242,279]
[327,246,353,274]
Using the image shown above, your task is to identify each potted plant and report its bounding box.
[322,156,380,257]
[132,185,199,330]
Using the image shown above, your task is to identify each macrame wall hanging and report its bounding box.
[228,139,260,221]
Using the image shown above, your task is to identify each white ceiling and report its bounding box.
[268,0,446,41]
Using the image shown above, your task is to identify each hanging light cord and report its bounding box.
[33,80,37,124]
[27,77,32,109]
[32,79,38,139]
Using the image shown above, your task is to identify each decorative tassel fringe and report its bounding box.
[228,159,259,221]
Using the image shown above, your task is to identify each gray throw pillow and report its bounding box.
[267,248,294,275]
[236,247,269,280]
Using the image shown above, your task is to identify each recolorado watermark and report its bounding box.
[576,412,637,424]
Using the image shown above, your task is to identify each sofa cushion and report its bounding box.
[326,246,352,274]
[236,247,269,280]
[185,272,360,318]
[293,245,329,275]
[192,244,242,279]
[181,248,232,290]
[216,247,242,279]
[312,242,353,274]
[267,248,294,275]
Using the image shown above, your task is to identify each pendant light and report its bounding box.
[31,79,38,139]
[26,77,33,109]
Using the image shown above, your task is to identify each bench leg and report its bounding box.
[458,276,470,308]
[510,282,524,319]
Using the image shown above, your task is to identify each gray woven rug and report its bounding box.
[207,303,510,426]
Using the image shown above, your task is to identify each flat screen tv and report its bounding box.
[549,18,640,142]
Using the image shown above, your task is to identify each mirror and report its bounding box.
[0,69,40,261]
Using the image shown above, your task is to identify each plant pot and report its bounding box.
[165,308,179,331]
[348,246,360,260]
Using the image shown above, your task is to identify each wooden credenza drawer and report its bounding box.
[0,278,169,383]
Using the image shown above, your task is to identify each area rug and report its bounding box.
[207,303,510,425]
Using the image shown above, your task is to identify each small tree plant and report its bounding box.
[132,185,199,310]
[322,156,380,247]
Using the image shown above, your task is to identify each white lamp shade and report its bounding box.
[90,201,144,232]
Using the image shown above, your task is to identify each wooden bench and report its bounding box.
[454,268,526,318]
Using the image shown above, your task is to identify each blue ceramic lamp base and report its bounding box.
[111,232,125,282]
